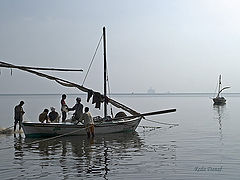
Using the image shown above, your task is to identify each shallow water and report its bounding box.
[0,94,240,179]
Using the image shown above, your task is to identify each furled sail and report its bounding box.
[217,86,231,97]
[0,61,139,115]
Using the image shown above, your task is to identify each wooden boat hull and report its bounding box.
[22,117,142,138]
[213,97,226,105]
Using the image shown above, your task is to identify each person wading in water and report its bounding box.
[82,107,95,138]
[14,101,25,132]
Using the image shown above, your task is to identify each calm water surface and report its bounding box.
[0,94,240,179]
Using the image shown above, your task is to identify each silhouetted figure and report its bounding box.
[49,107,60,123]
[82,107,95,138]
[39,109,49,123]
[14,101,25,132]
[61,94,68,122]
[68,97,83,124]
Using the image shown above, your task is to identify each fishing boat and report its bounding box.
[0,27,176,138]
[213,75,230,105]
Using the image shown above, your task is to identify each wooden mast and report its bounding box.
[103,27,107,118]
[217,75,221,97]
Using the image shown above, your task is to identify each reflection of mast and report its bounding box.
[216,106,222,130]
[213,105,225,140]
[103,141,110,178]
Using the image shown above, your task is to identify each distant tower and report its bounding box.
[147,87,155,94]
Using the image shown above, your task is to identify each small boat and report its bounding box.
[22,117,142,138]
[213,75,230,105]
[0,27,176,138]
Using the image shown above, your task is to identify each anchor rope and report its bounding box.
[143,117,179,126]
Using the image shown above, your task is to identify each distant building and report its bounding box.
[147,87,155,94]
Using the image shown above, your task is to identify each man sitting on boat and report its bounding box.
[68,97,83,124]
[49,107,60,123]
[82,107,94,138]
[39,109,49,123]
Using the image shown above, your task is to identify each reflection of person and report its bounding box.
[82,107,94,138]
[14,101,25,132]
[39,109,49,123]
[68,97,83,124]
[49,107,60,123]
[61,94,68,122]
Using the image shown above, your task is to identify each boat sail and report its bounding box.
[0,27,176,137]
[213,75,230,105]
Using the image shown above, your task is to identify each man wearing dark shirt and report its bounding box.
[68,97,83,124]
[61,94,68,122]
[49,107,59,123]
[14,101,25,132]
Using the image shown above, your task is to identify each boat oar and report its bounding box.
[113,108,176,121]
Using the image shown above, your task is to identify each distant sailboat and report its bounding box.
[213,75,230,105]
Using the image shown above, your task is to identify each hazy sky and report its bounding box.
[0,0,240,94]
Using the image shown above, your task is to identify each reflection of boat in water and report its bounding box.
[24,132,143,152]
[23,132,143,176]
[213,105,225,130]
[213,104,226,143]
[0,27,175,138]
[21,132,176,178]
[212,75,230,105]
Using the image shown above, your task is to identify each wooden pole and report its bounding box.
[0,62,83,72]
[112,108,176,121]
[103,27,107,118]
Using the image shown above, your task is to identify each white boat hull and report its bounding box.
[22,117,142,138]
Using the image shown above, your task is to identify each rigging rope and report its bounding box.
[82,34,103,86]
[214,79,218,97]
[106,63,114,117]
[143,117,179,126]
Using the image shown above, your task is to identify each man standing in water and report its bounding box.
[61,94,68,122]
[14,101,25,132]
[82,107,95,138]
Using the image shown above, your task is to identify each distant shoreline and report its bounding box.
[0,92,240,97]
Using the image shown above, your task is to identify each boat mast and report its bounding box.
[103,27,107,118]
[218,75,221,97]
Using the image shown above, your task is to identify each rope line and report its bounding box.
[138,125,162,128]
[0,125,14,133]
[143,118,179,126]
[82,34,103,85]
[106,61,114,117]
